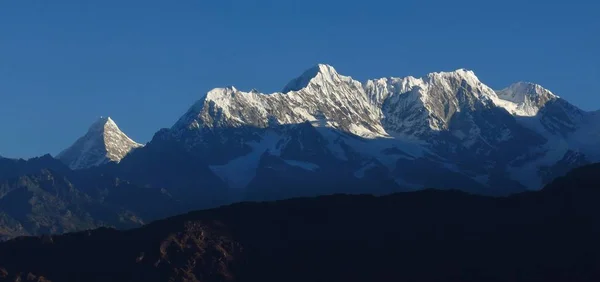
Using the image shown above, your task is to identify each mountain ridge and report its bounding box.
[154,64,595,194]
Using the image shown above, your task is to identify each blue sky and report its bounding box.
[1,0,598,158]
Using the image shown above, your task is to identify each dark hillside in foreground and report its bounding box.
[2,163,600,281]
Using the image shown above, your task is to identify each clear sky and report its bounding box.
[1,0,598,158]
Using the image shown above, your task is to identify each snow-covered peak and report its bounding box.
[494,82,558,116]
[57,116,143,170]
[89,116,120,133]
[498,82,557,102]
[282,64,353,93]
[204,87,239,106]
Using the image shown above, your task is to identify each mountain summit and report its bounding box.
[57,117,143,170]
[282,63,347,93]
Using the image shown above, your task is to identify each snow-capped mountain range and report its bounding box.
[59,64,600,196]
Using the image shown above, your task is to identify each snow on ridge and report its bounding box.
[191,66,494,126]
[175,63,385,138]
[184,66,496,135]
[175,64,583,144]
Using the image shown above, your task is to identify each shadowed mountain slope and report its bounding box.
[1,162,600,282]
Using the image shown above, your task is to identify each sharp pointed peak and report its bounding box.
[92,115,113,124]
[88,116,122,133]
[304,63,341,79]
[58,116,142,169]
[312,63,339,74]
[282,63,345,93]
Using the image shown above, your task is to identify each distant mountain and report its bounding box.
[2,162,600,282]
[0,154,69,180]
[0,155,179,240]
[57,117,143,170]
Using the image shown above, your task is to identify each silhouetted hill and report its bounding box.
[1,163,600,281]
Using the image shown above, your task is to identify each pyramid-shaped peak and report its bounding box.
[282,63,346,93]
[58,116,142,170]
[313,63,339,76]
[298,63,340,77]
[89,116,114,130]
[104,116,116,124]
[94,116,112,124]
[88,116,126,134]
